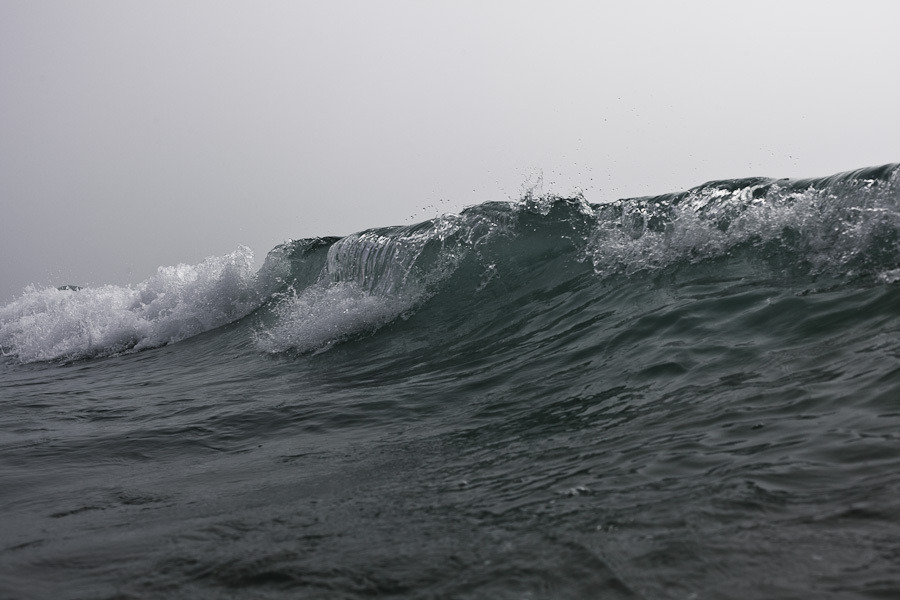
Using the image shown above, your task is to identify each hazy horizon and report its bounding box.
[2,0,898,302]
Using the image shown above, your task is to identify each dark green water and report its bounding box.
[2,164,899,598]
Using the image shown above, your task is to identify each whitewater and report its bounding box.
[1,164,899,599]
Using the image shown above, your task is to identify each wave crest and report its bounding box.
[587,163,900,278]
[4,163,898,362]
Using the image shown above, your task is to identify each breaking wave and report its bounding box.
[2,163,898,362]
[0,247,260,362]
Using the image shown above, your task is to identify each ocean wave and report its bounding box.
[255,163,900,353]
[3,163,898,362]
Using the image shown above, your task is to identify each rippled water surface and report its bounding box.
[2,164,900,599]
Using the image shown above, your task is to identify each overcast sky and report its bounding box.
[2,0,898,301]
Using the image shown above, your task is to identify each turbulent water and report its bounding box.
[2,164,900,599]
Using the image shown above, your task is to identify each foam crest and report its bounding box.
[254,282,412,354]
[586,164,900,278]
[0,247,261,363]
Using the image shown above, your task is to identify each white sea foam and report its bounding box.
[586,173,900,278]
[0,246,260,363]
[254,281,414,354]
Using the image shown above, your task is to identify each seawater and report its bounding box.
[2,164,900,599]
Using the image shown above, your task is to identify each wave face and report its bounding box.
[2,164,900,599]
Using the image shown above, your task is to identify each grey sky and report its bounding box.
[2,0,898,301]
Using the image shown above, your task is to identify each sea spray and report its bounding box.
[0,246,260,362]
[586,163,900,279]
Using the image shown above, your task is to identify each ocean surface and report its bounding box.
[2,164,900,599]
